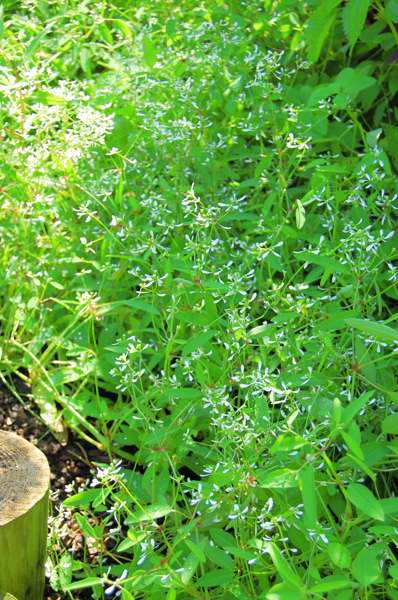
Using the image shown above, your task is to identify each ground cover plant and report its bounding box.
[1,0,398,598]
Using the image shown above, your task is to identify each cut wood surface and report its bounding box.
[0,430,50,600]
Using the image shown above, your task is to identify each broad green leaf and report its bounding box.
[226,546,257,561]
[103,298,160,316]
[197,568,234,587]
[346,483,384,521]
[386,0,398,22]
[305,0,343,63]
[166,589,177,600]
[299,464,317,529]
[185,538,206,563]
[310,575,352,593]
[343,0,371,48]
[390,563,398,581]
[204,543,234,570]
[381,497,398,516]
[249,324,269,337]
[258,468,298,489]
[266,583,305,600]
[127,505,174,524]
[382,414,398,434]
[295,251,349,274]
[352,547,381,586]
[266,543,303,589]
[210,528,238,549]
[63,489,102,508]
[346,318,398,343]
[346,452,376,482]
[180,553,199,585]
[270,434,307,455]
[127,529,147,545]
[117,538,134,552]
[327,542,352,569]
[367,128,383,148]
[64,578,103,591]
[182,330,217,355]
[334,68,376,100]
[342,391,373,425]
[354,336,377,384]
[341,430,364,460]
[80,47,91,75]
[74,513,97,539]
[143,36,158,67]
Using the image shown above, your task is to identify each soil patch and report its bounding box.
[0,384,105,599]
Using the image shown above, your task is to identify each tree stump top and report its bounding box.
[0,430,50,527]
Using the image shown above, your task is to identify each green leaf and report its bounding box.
[382,414,398,434]
[333,68,376,103]
[210,528,238,549]
[341,430,364,460]
[270,434,307,455]
[103,298,160,316]
[327,542,352,569]
[266,583,305,600]
[266,543,303,589]
[182,330,217,355]
[226,546,257,561]
[343,0,371,48]
[180,554,199,585]
[295,200,305,230]
[64,577,103,591]
[346,483,384,521]
[352,546,381,586]
[342,391,373,426]
[143,36,158,67]
[63,489,102,508]
[354,336,377,384]
[127,505,174,523]
[299,464,317,529]
[166,589,177,600]
[390,563,398,581]
[386,0,398,22]
[310,575,352,593]
[258,468,298,489]
[79,47,92,75]
[295,251,350,274]
[127,529,147,545]
[204,543,234,570]
[346,318,398,343]
[185,538,206,563]
[305,0,342,63]
[197,568,234,587]
[117,538,134,552]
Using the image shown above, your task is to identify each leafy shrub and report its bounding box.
[1,1,398,598]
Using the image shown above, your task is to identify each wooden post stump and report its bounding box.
[0,431,50,600]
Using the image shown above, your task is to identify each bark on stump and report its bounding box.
[0,430,50,600]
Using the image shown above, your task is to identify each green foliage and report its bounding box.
[0,0,397,598]
[343,0,373,49]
